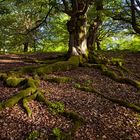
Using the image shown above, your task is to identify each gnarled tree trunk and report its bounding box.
[67,14,88,58]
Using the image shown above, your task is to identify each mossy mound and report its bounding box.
[4,77,25,87]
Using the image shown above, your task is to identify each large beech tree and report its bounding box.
[61,0,91,57]
[61,0,104,57]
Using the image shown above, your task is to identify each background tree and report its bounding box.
[111,0,140,34]
[87,0,103,52]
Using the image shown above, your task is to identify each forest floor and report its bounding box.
[0,51,140,140]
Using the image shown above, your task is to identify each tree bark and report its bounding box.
[87,19,101,52]
[96,39,101,50]
[87,0,103,53]
[23,42,29,52]
[130,0,140,34]
[67,14,88,57]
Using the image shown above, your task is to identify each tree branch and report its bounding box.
[62,0,71,15]
[130,0,140,34]
[25,5,54,34]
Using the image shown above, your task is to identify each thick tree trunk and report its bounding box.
[67,14,88,57]
[23,42,29,52]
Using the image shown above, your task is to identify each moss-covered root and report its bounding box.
[0,72,39,88]
[43,75,72,84]
[75,85,140,113]
[0,78,38,111]
[106,97,140,113]
[52,127,70,140]
[22,92,38,117]
[62,111,85,131]
[26,130,40,140]
[102,69,140,90]
[83,63,140,90]
[51,111,85,140]
[19,56,80,75]
[0,87,37,111]
[118,78,140,89]
[36,92,48,105]
[4,77,25,87]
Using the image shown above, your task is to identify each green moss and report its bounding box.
[119,78,140,89]
[62,111,85,125]
[84,79,92,86]
[74,83,81,88]
[26,130,40,140]
[37,56,79,75]
[19,66,36,74]
[68,56,80,66]
[62,110,85,136]
[75,85,140,113]
[23,98,32,117]
[86,63,140,90]
[75,85,98,93]
[5,77,25,87]
[102,69,118,80]
[48,101,65,114]
[36,92,65,114]
[22,92,38,117]
[52,127,71,140]
[0,76,39,111]
[0,73,7,80]
[88,54,100,64]
[110,58,124,67]
[0,103,3,111]
[13,56,80,76]
[25,78,39,88]
[44,76,72,84]
[36,60,79,75]
[1,87,36,109]
[36,92,48,105]
[107,97,140,112]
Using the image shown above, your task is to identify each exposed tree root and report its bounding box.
[75,85,140,113]
[0,74,38,111]
[43,75,72,84]
[0,71,84,139]
[83,63,140,90]
[23,55,66,65]
[15,56,80,76]
[22,92,38,117]
[51,110,85,140]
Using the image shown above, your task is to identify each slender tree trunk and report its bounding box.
[23,42,29,52]
[87,0,103,53]
[130,0,140,34]
[87,18,102,53]
[96,40,101,50]
[67,14,88,57]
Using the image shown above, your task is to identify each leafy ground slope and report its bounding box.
[0,51,140,140]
